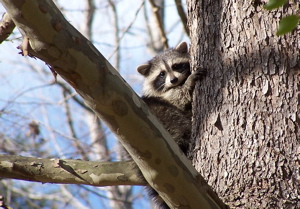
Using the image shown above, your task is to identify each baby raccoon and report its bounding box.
[137,42,206,209]
[137,41,206,154]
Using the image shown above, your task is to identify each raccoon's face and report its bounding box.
[149,59,190,92]
[137,42,190,97]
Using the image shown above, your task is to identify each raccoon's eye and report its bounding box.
[172,63,189,70]
[172,64,182,70]
[159,71,166,77]
[172,63,190,72]
[183,63,190,69]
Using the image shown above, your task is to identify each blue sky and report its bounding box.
[0,1,189,208]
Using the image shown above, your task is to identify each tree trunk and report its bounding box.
[187,0,300,208]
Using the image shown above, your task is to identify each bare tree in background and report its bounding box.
[0,0,189,208]
[82,1,133,209]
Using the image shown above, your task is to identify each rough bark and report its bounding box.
[187,0,300,208]
[0,155,144,186]
[0,0,226,208]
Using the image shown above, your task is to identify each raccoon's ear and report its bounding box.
[175,42,188,53]
[137,63,151,76]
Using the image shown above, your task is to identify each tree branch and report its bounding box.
[0,155,145,186]
[174,0,189,36]
[148,0,169,49]
[0,1,227,208]
[107,0,145,60]
[108,0,120,70]
[62,89,89,160]
[0,12,15,43]
[83,0,95,40]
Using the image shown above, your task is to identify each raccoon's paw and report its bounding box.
[186,68,207,87]
[191,68,207,81]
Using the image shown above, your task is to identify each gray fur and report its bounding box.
[136,42,206,209]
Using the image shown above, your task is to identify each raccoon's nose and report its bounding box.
[170,77,178,84]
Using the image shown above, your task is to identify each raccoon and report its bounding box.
[136,42,206,209]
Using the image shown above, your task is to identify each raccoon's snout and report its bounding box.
[170,77,178,84]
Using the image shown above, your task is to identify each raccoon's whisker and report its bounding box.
[157,83,165,91]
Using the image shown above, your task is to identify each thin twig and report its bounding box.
[107,0,145,60]
[62,89,89,160]
[56,80,93,113]
[148,0,169,49]
[143,0,163,53]
[108,0,120,70]
[174,0,189,36]
[84,0,95,40]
